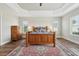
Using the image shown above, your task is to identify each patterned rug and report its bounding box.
[7,39,79,56]
[8,45,64,56]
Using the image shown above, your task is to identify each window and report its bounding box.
[52,21,58,32]
[70,15,79,36]
[22,21,28,33]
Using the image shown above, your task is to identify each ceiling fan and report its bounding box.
[40,3,42,6]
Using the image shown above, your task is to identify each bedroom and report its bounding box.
[0,3,79,56]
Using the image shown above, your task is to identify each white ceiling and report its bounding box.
[6,3,79,17]
[18,3,65,11]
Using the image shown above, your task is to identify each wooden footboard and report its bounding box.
[26,32,55,47]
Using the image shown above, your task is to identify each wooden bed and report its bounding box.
[26,32,55,47]
[26,26,56,47]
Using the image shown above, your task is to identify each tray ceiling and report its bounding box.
[18,3,65,11]
[6,3,79,17]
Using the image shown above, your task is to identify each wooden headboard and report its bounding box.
[32,26,48,32]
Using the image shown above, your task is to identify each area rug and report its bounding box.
[8,45,64,56]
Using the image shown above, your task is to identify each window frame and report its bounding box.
[70,15,79,36]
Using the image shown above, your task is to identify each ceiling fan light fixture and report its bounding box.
[40,3,42,6]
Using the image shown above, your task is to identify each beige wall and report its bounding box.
[19,17,62,37]
[62,7,79,44]
[0,4,19,46]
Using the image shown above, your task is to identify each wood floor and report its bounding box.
[58,39,79,55]
[0,40,22,56]
[0,38,79,56]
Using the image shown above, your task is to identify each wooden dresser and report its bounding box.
[11,26,20,41]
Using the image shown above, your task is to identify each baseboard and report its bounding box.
[1,40,11,46]
[62,36,79,45]
[56,36,62,39]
